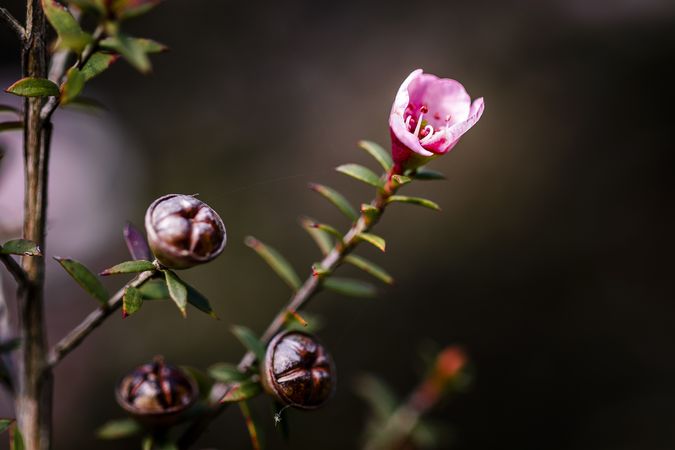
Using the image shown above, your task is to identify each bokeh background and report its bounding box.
[1,0,675,448]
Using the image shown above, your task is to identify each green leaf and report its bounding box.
[299,216,333,255]
[137,278,169,300]
[5,78,59,98]
[180,365,214,401]
[60,67,85,105]
[309,222,343,242]
[208,363,248,383]
[245,236,301,291]
[134,38,168,53]
[360,203,379,220]
[122,286,143,318]
[354,374,398,421]
[391,174,412,187]
[344,255,393,285]
[231,325,266,362]
[41,0,92,52]
[0,239,41,256]
[358,140,393,171]
[357,233,386,252]
[336,164,384,189]
[0,419,14,435]
[81,52,119,81]
[185,284,218,319]
[387,195,441,211]
[142,436,153,450]
[100,34,152,74]
[323,277,377,298]
[96,418,141,439]
[412,167,446,180]
[100,260,155,276]
[11,425,24,450]
[219,379,262,403]
[111,0,161,20]
[239,400,263,450]
[67,0,107,14]
[0,121,22,132]
[308,183,358,221]
[54,257,109,304]
[164,270,187,317]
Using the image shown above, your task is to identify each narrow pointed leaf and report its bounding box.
[5,78,59,97]
[100,260,155,276]
[1,239,41,256]
[122,286,143,318]
[354,374,398,420]
[60,67,85,105]
[336,164,384,189]
[300,216,333,255]
[186,284,218,319]
[142,436,153,450]
[245,236,301,290]
[0,121,22,132]
[308,183,358,221]
[81,52,120,81]
[219,379,262,403]
[208,363,248,383]
[111,0,162,20]
[310,222,343,242]
[412,167,446,180]
[239,401,263,450]
[123,222,152,261]
[323,277,377,298]
[11,426,24,450]
[100,34,151,74]
[358,140,393,171]
[231,325,266,362]
[54,257,109,304]
[357,233,386,252]
[134,38,168,53]
[344,255,393,285]
[388,195,441,211]
[391,174,412,187]
[42,0,92,52]
[0,419,14,435]
[164,270,187,317]
[137,279,169,300]
[96,418,141,439]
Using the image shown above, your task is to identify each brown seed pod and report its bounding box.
[115,356,198,427]
[145,194,226,269]
[261,331,336,410]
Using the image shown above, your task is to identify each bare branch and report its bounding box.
[0,7,25,40]
[46,270,155,369]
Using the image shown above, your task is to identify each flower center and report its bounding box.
[404,104,452,144]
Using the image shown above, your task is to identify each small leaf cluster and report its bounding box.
[1,0,165,129]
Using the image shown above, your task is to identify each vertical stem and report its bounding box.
[16,0,52,449]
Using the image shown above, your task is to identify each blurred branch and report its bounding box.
[46,270,155,369]
[0,254,28,287]
[0,7,25,40]
[177,168,402,449]
[0,274,16,391]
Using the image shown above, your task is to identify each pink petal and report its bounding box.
[421,97,485,154]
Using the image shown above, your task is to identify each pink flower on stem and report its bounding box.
[389,69,485,173]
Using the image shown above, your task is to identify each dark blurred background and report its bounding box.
[1,0,675,448]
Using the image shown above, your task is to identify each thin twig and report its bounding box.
[0,254,29,287]
[0,7,25,40]
[41,24,105,122]
[46,270,155,369]
[177,170,400,449]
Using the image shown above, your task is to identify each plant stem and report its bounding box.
[0,6,25,39]
[46,270,155,369]
[0,254,29,287]
[15,0,50,447]
[177,170,399,449]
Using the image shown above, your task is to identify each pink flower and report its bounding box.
[389,69,484,173]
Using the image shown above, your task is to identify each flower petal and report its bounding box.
[421,97,485,154]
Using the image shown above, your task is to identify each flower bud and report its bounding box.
[261,331,336,410]
[115,356,198,427]
[145,194,226,269]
